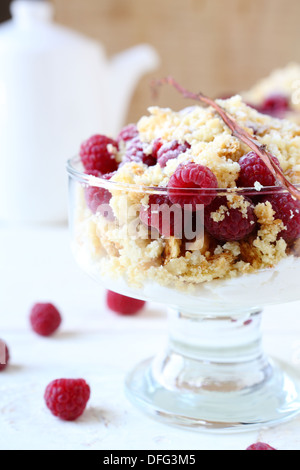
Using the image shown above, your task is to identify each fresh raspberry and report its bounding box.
[168,163,218,209]
[152,138,163,159]
[259,94,290,118]
[157,140,191,168]
[0,340,9,372]
[238,152,281,188]
[44,378,90,421]
[139,194,183,238]
[204,196,257,241]
[85,171,115,220]
[123,137,156,167]
[246,442,276,451]
[80,134,119,174]
[117,124,139,143]
[30,303,62,337]
[106,290,146,315]
[262,193,300,242]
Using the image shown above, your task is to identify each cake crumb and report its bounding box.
[162,237,182,265]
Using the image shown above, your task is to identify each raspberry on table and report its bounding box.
[85,171,115,220]
[30,303,62,337]
[80,134,119,174]
[238,152,281,188]
[139,194,183,238]
[44,378,90,421]
[168,162,218,210]
[0,340,9,372]
[246,442,276,451]
[117,124,139,143]
[204,196,257,241]
[123,137,157,167]
[263,193,300,242]
[106,290,146,315]
[157,140,191,167]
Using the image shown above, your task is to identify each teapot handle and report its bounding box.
[107,44,160,136]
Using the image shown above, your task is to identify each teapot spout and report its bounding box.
[107,44,160,136]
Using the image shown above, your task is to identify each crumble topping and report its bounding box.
[73,97,300,291]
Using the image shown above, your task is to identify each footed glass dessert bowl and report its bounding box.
[67,88,300,431]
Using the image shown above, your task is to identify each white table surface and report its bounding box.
[1,223,300,450]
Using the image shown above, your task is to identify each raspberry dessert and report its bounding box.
[68,81,300,431]
[69,89,300,308]
[44,378,90,421]
[242,63,300,126]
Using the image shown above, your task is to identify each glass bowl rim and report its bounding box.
[66,155,300,197]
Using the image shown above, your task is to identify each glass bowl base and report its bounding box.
[125,356,300,432]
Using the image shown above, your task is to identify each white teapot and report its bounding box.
[0,0,159,223]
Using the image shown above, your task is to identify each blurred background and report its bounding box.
[1,0,300,224]
[35,0,300,119]
[2,0,300,122]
